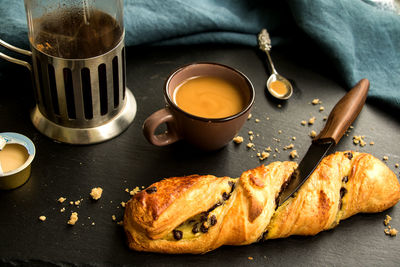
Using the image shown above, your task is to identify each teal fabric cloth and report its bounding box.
[289,0,400,112]
[1,0,399,111]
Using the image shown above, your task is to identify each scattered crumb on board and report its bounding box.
[67,212,78,225]
[384,214,397,237]
[233,136,244,144]
[90,187,103,200]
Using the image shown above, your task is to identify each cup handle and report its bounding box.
[0,39,32,71]
[143,108,181,146]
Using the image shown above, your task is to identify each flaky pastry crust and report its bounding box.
[124,151,400,254]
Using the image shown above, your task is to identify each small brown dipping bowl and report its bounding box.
[143,62,255,150]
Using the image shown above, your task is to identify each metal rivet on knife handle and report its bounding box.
[313,79,370,145]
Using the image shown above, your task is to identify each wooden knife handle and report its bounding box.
[313,79,369,145]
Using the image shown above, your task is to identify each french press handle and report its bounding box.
[0,39,32,71]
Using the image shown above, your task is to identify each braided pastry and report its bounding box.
[123,151,400,254]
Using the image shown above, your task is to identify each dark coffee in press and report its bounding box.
[31,8,123,59]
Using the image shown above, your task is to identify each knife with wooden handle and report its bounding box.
[276,79,370,206]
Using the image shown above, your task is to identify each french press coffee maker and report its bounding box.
[0,0,137,144]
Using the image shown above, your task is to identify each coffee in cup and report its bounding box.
[173,76,247,119]
[143,63,255,150]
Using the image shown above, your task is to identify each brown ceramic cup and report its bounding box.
[142,62,255,150]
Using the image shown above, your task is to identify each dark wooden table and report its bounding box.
[1,44,399,266]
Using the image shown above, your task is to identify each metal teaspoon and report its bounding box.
[258,29,293,100]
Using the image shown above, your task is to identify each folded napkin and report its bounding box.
[0,0,399,111]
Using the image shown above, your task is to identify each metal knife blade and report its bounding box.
[276,78,370,207]
[276,142,333,206]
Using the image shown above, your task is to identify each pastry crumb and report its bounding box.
[384,215,392,226]
[395,163,399,168]
[74,200,81,206]
[310,130,317,138]
[383,214,397,237]
[248,131,254,135]
[258,152,270,161]
[308,117,316,125]
[353,136,366,147]
[60,207,65,213]
[301,120,307,126]
[323,116,327,121]
[283,144,294,150]
[383,156,389,161]
[120,201,126,208]
[319,106,325,112]
[277,104,282,108]
[290,150,298,159]
[247,142,255,149]
[265,146,272,152]
[58,197,66,203]
[311,98,320,105]
[67,212,78,225]
[255,119,260,123]
[233,136,244,144]
[370,141,374,146]
[117,221,124,226]
[248,257,254,260]
[385,228,398,236]
[278,130,282,134]
[130,186,140,196]
[247,113,252,120]
[112,215,116,221]
[90,187,103,200]
[389,228,398,236]
[292,136,296,141]
[39,216,46,221]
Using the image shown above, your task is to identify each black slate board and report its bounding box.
[0,44,399,266]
